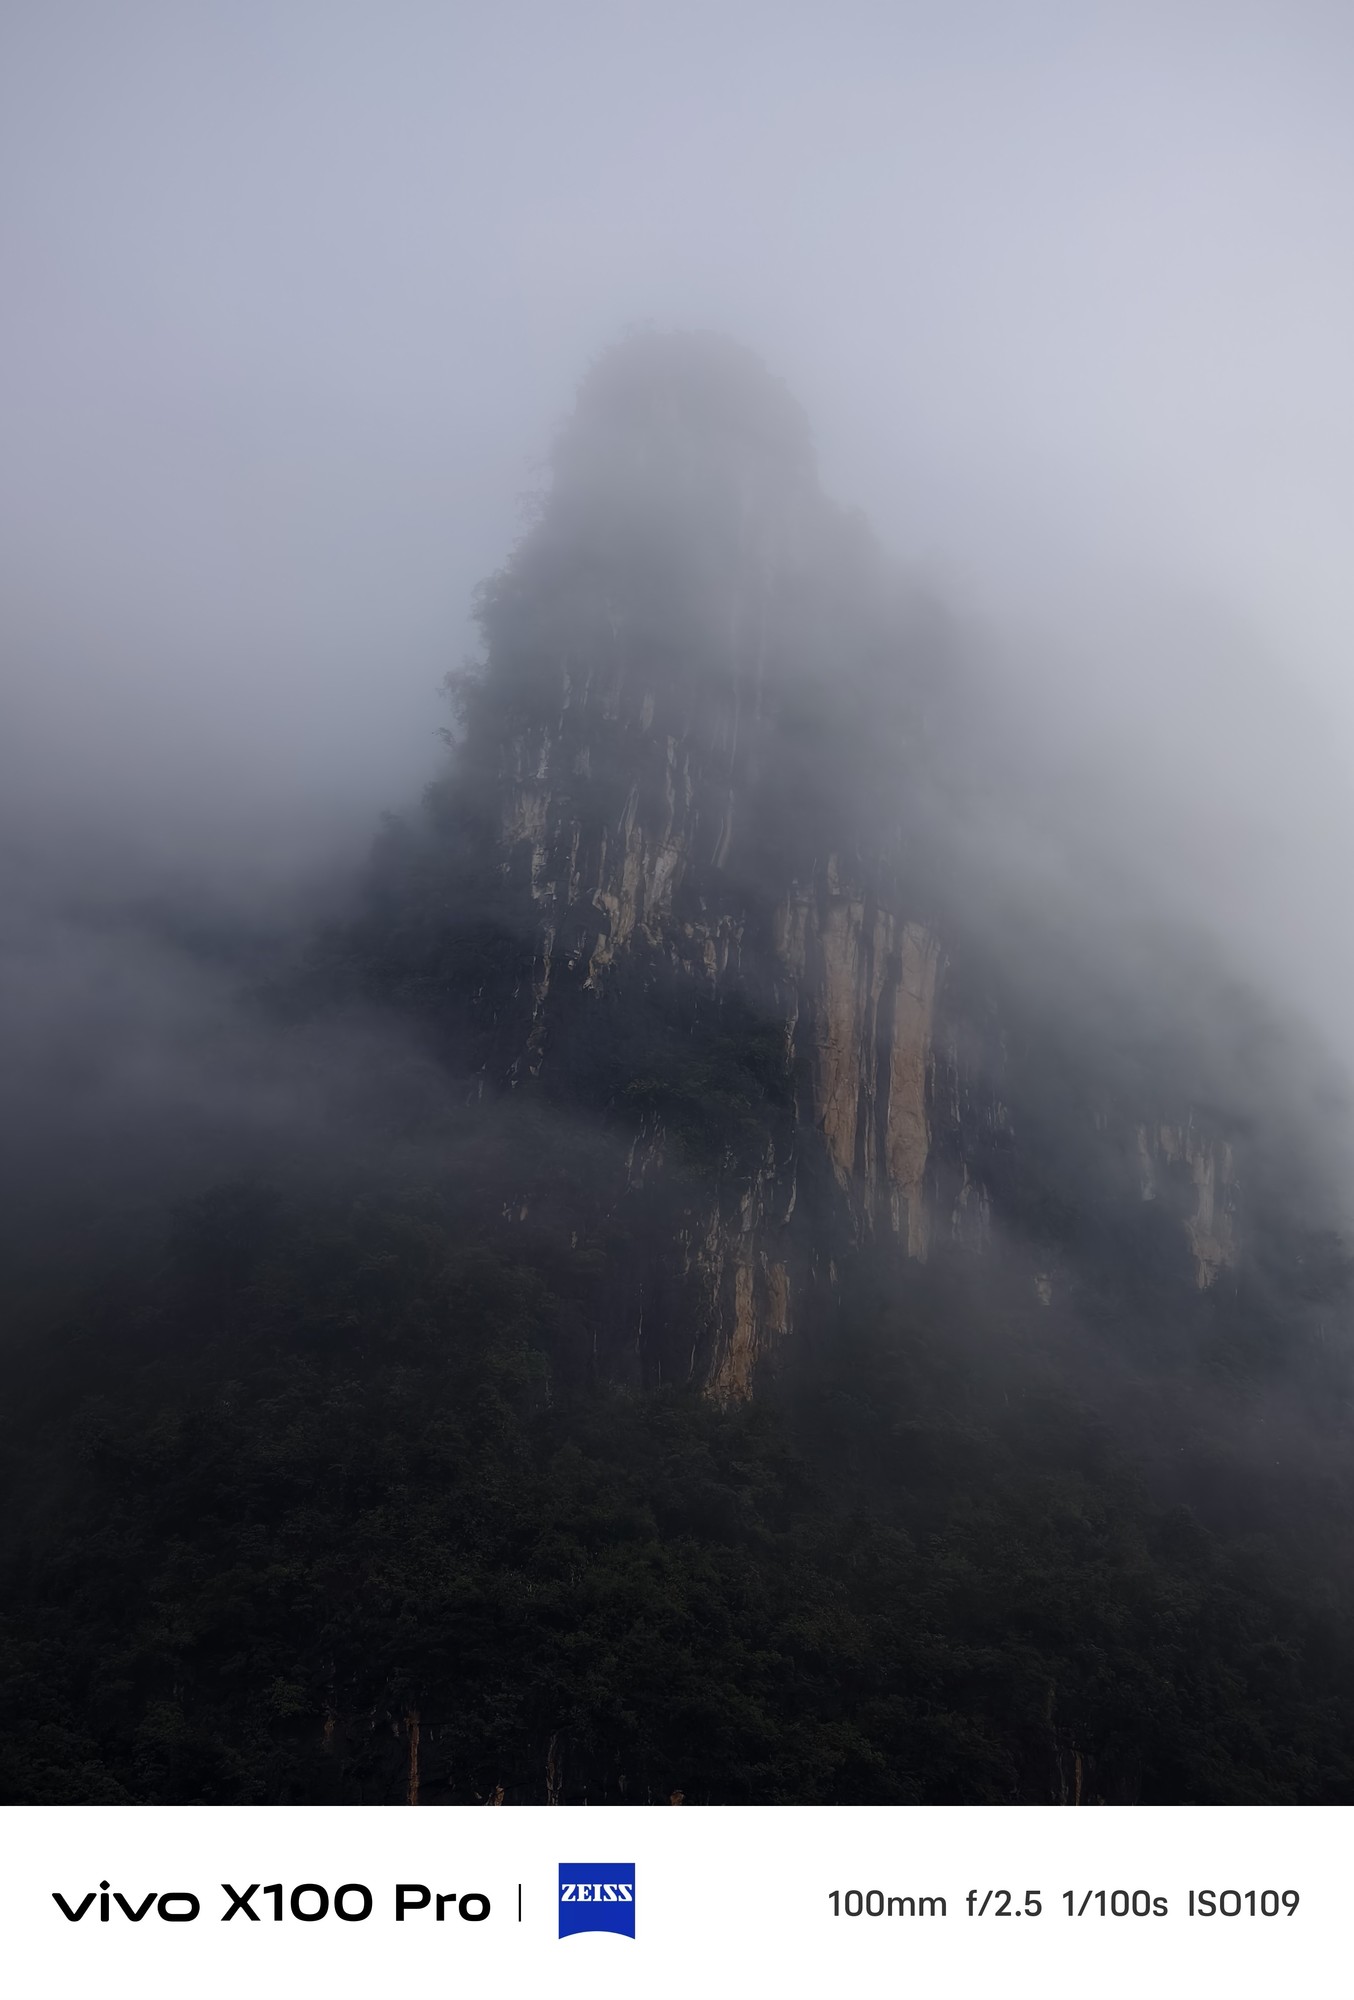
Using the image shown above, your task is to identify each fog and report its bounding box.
[11,8,1354,1820]
[3,3,1354,1130]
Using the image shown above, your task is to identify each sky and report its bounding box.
[2,2,1353,1044]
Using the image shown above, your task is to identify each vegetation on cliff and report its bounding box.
[4,332,1354,1805]
[5,1175,1353,1806]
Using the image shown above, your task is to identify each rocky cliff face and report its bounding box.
[1137,1118,1240,1289]
[454,331,1243,1394]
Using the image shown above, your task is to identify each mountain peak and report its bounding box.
[558,326,817,489]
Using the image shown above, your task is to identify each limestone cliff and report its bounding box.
[451,330,1246,1394]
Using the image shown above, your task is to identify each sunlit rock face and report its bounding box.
[456,331,1244,1393]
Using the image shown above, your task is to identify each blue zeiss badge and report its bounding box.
[558,1862,636,1939]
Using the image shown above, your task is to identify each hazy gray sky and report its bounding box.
[3,4,1353,1037]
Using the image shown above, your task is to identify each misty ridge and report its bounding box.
[4,322,1354,1807]
[3,328,1347,1300]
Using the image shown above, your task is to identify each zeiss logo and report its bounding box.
[558,1863,636,1939]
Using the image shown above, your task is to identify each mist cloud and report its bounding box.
[2,2,1353,1143]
